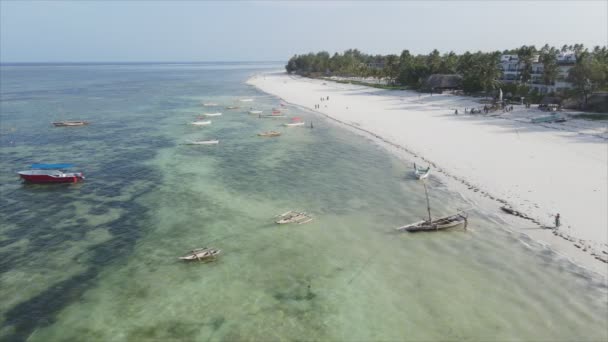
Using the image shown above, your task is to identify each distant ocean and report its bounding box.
[0,63,606,341]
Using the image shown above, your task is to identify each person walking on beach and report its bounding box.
[555,213,561,228]
[455,109,458,115]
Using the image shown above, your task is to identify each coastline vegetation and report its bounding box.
[286,45,608,107]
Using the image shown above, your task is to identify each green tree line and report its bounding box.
[286,45,608,102]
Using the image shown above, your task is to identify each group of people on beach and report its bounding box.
[314,96,329,110]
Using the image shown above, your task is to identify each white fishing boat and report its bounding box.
[414,163,430,179]
[284,122,305,127]
[239,98,254,102]
[248,110,263,115]
[203,112,222,117]
[190,120,212,126]
[185,140,219,145]
[179,248,221,261]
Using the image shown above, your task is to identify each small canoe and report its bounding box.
[396,213,468,232]
[203,112,222,117]
[179,248,221,261]
[190,121,212,126]
[258,131,281,137]
[185,140,219,145]
[248,110,263,115]
[414,163,430,180]
[284,122,305,127]
[52,121,89,127]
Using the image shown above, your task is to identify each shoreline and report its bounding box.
[247,71,608,277]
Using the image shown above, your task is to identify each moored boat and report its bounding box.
[203,112,222,117]
[202,103,218,107]
[226,106,239,110]
[179,248,221,261]
[396,212,468,232]
[52,121,89,127]
[284,121,305,127]
[248,110,263,115]
[257,131,281,137]
[396,180,469,232]
[185,140,219,145]
[414,163,430,179]
[190,120,212,126]
[531,113,567,123]
[239,98,254,102]
[275,210,313,224]
[17,164,85,184]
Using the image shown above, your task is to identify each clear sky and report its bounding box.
[1,0,606,62]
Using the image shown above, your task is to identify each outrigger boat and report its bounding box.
[52,121,89,127]
[184,140,219,145]
[257,131,281,137]
[396,181,468,232]
[17,163,85,184]
[190,120,212,126]
[179,248,221,261]
[275,210,313,225]
[413,163,430,180]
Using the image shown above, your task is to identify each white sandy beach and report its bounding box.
[248,72,608,276]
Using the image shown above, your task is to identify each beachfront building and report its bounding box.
[499,52,575,94]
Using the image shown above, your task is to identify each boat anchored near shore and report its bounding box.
[17,163,85,184]
[396,181,468,232]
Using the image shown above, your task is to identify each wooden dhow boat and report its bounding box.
[275,210,313,225]
[52,121,89,127]
[413,163,430,180]
[258,131,281,137]
[179,248,221,261]
[396,181,468,232]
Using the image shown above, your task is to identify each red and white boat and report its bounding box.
[17,164,85,184]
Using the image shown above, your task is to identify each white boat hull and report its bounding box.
[185,140,219,145]
[284,122,305,127]
[190,121,212,126]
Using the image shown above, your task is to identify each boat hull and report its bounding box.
[18,172,84,184]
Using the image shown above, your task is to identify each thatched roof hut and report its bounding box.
[423,74,463,90]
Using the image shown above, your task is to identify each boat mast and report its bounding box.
[422,180,432,222]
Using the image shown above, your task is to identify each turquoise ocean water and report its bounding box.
[0,63,606,341]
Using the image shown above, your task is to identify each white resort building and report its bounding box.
[499,52,576,94]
